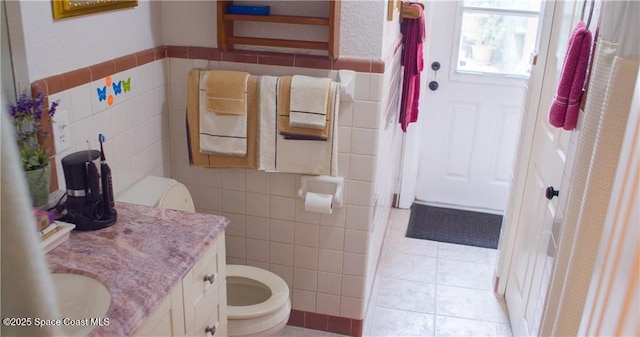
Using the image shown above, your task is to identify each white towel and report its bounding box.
[199,71,247,156]
[257,75,278,171]
[276,81,340,175]
[289,75,331,129]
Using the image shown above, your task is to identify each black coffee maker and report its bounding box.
[61,149,117,230]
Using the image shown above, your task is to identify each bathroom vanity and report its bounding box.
[46,202,228,337]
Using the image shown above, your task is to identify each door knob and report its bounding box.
[205,325,217,336]
[428,81,439,91]
[431,61,441,71]
[545,186,559,200]
[203,274,215,284]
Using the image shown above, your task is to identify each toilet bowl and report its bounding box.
[226,265,291,337]
[117,176,292,337]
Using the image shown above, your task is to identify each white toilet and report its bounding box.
[118,176,291,337]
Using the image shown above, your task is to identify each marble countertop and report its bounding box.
[46,202,229,337]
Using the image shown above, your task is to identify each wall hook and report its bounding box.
[581,0,595,28]
[400,1,423,23]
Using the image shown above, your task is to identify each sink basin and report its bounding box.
[51,273,111,336]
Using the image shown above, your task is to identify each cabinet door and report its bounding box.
[183,236,224,335]
[187,292,222,337]
[134,283,185,337]
[217,236,227,335]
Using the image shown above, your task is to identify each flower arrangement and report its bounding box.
[8,91,59,171]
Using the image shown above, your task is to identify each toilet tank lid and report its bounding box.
[117,176,179,207]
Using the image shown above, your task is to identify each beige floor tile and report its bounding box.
[364,208,512,337]
[437,242,495,265]
[368,306,435,337]
[495,322,513,337]
[436,285,507,322]
[434,316,497,337]
[388,209,411,232]
[437,259,493,290]
[381,252,437,283]
[376,277,436,313]
[384,232,439,257]
[486,248,499,266]
[493,296,510,324]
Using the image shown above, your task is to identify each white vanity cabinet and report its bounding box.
[183,233,227,337]
[133,284,185,337]
[134,233,227,337]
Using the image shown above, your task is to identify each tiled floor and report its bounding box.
[363,208,513,337]
[281,208,513,337]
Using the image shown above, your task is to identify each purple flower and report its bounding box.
[7,90,61,171]
[34,93,44,119]
[49,100,59,117]
[15,92,33,116]
[8,104,17,118]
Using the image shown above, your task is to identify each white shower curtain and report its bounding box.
[540,1,640,335]
[1,110,61,336]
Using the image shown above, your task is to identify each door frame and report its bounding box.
[399,0,547,209]
[397,0,558,293]
[398,0,436,209]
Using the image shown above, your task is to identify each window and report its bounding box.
[456,0,542,77]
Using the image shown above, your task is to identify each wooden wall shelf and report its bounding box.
[223,14,330,26]
[217,0,340,59]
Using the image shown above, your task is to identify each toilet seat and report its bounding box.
[227,265,290,319]
[227,265,291,337]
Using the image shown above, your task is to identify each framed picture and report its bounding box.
[52,0,138,20]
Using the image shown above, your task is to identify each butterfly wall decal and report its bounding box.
[112,81,122,95]
[97,86,107,101]
[122,77,131,93]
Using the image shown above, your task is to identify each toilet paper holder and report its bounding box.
[297,175,344,208]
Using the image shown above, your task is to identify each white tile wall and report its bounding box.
[294,222,320,247]
[293,289,317,312]
[318,271,342,295]
[294,268,318,291]
[167,56,402,320]
[318,249,344,274]
[316,293,341,316]
[270,219,294,243]
[365,50,404,316]
[319,226,345,251]
[50,60,171,196]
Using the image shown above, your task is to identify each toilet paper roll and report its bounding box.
[304,192,333,214]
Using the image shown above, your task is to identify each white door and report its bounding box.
[414,0,539,212]
[504,1,577,335]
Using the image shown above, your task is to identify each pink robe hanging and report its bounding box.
[399,4,426,132]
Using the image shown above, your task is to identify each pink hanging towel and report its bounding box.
[548,22,593,130]
[399,4,425,132]
[563,26,592,130]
